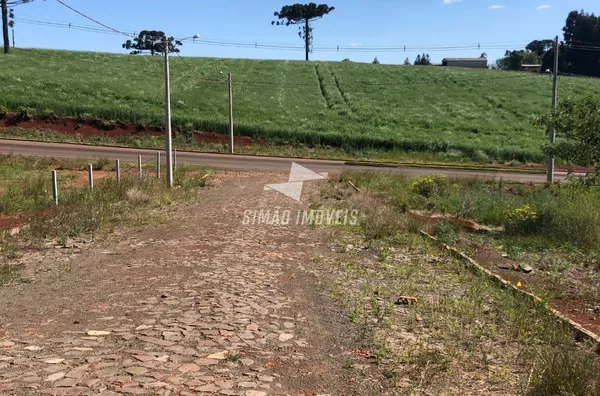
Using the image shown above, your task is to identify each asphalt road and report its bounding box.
[0,139,565,183]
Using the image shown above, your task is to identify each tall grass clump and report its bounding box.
[343,171,600,253]
[0,173,52,214]
[28,174,204,240]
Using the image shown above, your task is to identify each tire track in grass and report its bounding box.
[315,64,331,109]
[278,60,288,108]
[315,64,351,113]
[331,70,357,113]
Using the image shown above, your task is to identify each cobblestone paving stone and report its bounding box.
[0,172,371,396]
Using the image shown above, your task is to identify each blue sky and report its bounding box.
[10,0,599,64]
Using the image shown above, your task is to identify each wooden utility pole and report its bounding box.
[1,0,10,54]
[11,27,14,48]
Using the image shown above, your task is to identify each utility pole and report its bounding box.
[547,35,559,183]
[1,0,9,54]
[11,27,14,48]
[304,18,309,61]
[163,40,174,188]
[228,73,234,154]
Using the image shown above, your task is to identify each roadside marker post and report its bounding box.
[173,149,177,170]
[88,164,94,190]
[116,159,121,184]
[228,73,234,154]
[51,170,58,206]
[156,152,161,179]
[138,155,142,178]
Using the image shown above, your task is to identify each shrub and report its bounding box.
[550,191,600,250]
[471,149,490,163]
[445,149,464,159]
[434,220,461,245]
[526,347,600,396]
[92,158,110,171]
[410,175,449,198]
[360,204,405,240]
[126,187,150,204]
[504,204,540,235]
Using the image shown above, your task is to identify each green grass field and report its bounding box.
[2,48,600,162]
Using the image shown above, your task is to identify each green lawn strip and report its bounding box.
[3,48,600,162]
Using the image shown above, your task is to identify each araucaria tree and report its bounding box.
[122,30,182,55]
[272,3,335,61]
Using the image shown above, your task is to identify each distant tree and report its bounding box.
[372,57,379,64]
[122,30,182,55]
[480,52,487,59]
[526,39,553,57]
[2,0,37,54]
[403,57,411,65]
[499,10,600,77]
[495,50,540,71]
[414,53,431,65]
[521,51,541,65]
[272,3,335,61]
[562,10,600,77]
[341,58,351,62]
[494,57,507,70]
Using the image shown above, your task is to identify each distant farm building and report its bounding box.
[522,64,542,73]
[442,58,488,68]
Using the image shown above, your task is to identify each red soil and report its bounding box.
[0,113,596,172]
[471,244,600,336]
[0,113,265,147]
[61,170,111,188]
[0,208,57,231]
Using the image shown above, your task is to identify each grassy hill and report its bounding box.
[2,48,600,162]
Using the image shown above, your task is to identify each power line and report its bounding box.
[54,0,132,37]
[10,15,578,54]
[186,39,531,53]
[172,52,227,84]
[7,0,39,7]
[13,13,600,57]
[564,44,600,52]
[572,40,600,46]
[15,18,126,37]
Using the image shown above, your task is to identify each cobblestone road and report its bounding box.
[0,173,372,396]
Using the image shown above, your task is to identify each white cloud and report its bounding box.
[443,0,463,4]
[537,4,551,10]
[349,42,362,47]
[489,5,505,9]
